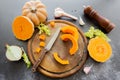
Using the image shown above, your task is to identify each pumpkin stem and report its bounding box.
[30,7,37,13]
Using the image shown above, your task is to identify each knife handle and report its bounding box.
[84,6,115,33]
[32,48,47,72]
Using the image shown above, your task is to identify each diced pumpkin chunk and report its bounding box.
[35,47,41,53]
[50,21,55,28]
[39,42,46,47]
[39,34,46,41]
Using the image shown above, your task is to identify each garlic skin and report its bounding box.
[83,64,93,74]
[79,16,85,26]
[54,8,64,18]
[54,7,78,20]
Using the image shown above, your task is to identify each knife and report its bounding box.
[32,27,61,72]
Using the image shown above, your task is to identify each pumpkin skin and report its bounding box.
[22,1,48,26]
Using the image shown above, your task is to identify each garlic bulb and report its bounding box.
[54,7,78,20]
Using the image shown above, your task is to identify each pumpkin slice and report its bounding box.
[61,34,78,55]
[61,26,79,41]
[53,52,69,65]
[88,37,112,62]
[12,16,34,40]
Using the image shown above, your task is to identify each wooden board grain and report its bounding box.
[28,20,88,78]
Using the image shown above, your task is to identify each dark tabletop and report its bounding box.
[0,0,120,80]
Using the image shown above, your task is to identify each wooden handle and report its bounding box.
[84,6,115,33]
[32,48,47,72]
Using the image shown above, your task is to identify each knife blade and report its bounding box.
[32,27,61,72]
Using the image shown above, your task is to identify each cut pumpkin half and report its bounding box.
[12,16,34,40]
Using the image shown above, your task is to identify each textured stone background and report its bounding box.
[0,0,120,80]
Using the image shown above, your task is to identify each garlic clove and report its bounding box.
[54,7,64,18]
[54,7,78,20]
[83,64,93,74]
[79,16,85,26]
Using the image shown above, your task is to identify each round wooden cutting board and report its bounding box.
[28,20,88,78]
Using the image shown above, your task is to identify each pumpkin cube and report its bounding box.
[39,41,46,47]
[35,47,41,53]
[39,34,46,41]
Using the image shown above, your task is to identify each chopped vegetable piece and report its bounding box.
[53,52,69,65]
[21,47,31,68]
[50,21,55,28]
[61,34,78,55]
[37,23,51,36]
[85,27,94,38]
[5,44,22,61]
[61,26,79,41]
[39,34,46,41]
[5,45,31,68]
[39,41,46,47]
[35,47,41,53]
[85,26,111,41]
[88,37,112,62]
[94,29,111,41]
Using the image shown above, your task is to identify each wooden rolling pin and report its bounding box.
[84,6,115,33]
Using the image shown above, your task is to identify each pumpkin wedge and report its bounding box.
[88,37,112,62]
[61,26,79,41]
[61,34,78,55]
[53,52,69,65]
[12,16,34,40]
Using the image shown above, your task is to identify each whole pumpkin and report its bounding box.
[22,0,48,26]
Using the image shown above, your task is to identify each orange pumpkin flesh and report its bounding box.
[61,34,78,55]
[39,41,46,47]
[53,52,69,65]
[35,47,41,53]
[88,37,112,62]
[12,16,34,40]
[39,34,46,41]
[61,26,79,41]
